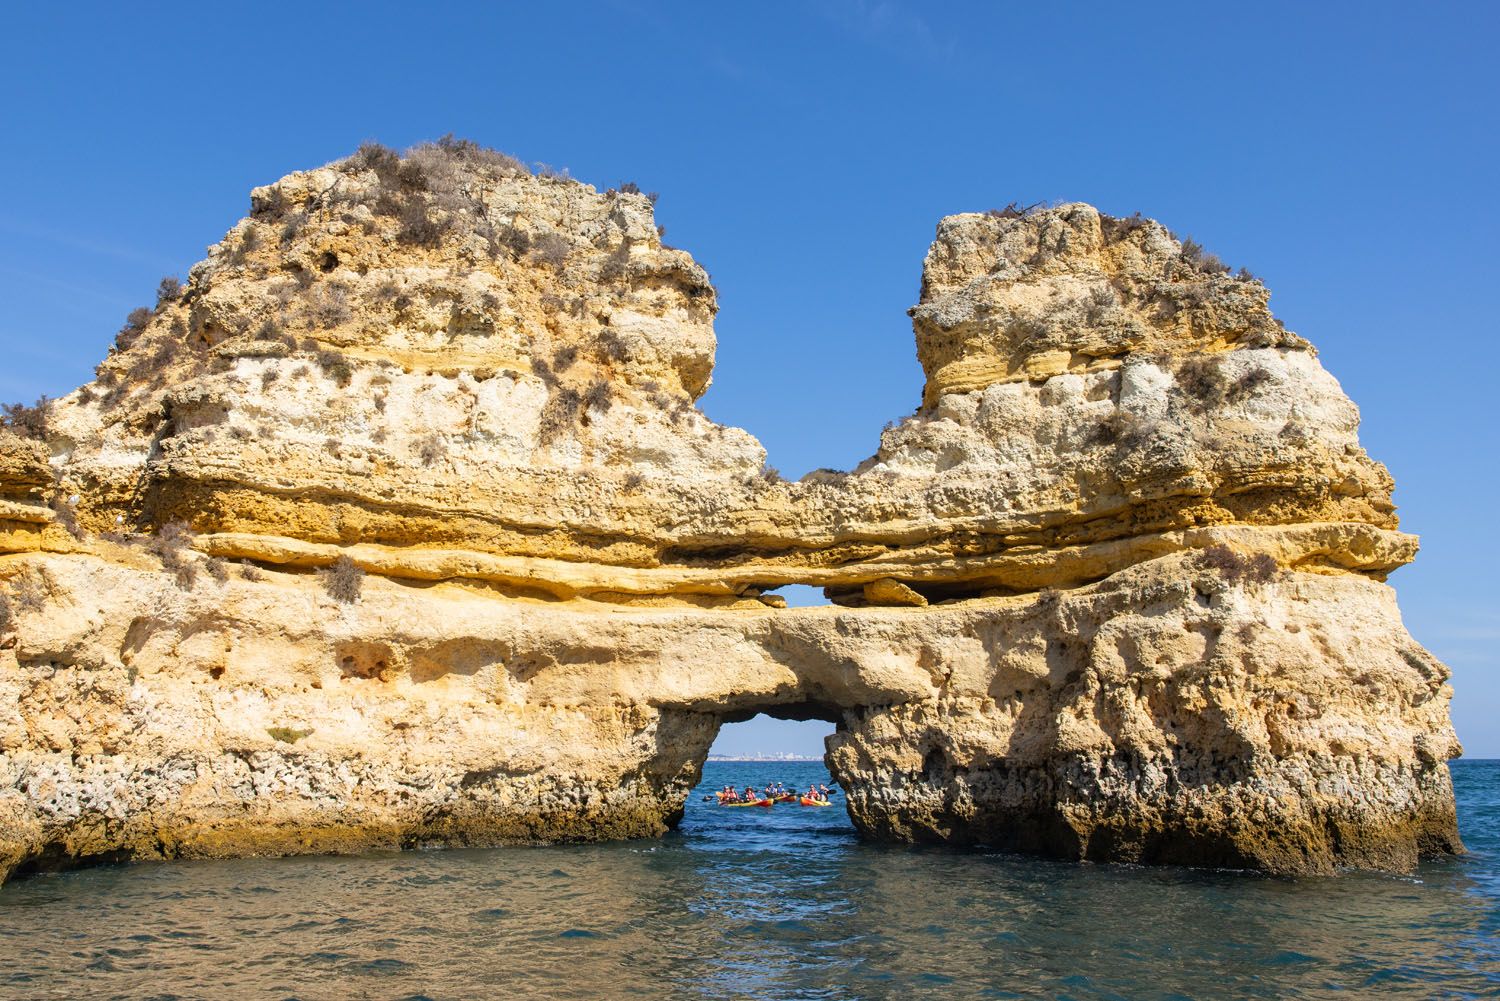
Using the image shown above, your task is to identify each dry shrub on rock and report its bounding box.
[305,286,352,328]
[526,233,571,269]
[205,558,230,585]
[148,521,198,588]
[349,141,401,176]
[315,350,354,387]
[1101,211,1150,240]
[14,572,48,615]
[116,307,153,351]
[582,380,612,414]
[598,330,629,363]
[1177,356,1228,407]
[530,356,558,386]
[1198,544,1279,585]
[417,434,446,466]
[1091,411,1155,449]
[1227,368,1273,403]
[538,387,582,443]
[396,200,452,247]
[1177,236,1228,275]
[320,556,364,604]
[346,136,532,252]
[1083,286,1117,324]
[156,276,183,306]
[1,397,50,440]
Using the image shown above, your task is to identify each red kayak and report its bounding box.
[722,798,774,808]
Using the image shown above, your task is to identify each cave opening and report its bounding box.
[681,705,853,834]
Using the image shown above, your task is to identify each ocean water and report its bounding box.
[2,760,1497,1000]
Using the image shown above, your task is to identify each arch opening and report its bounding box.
[679,709,853,834]
[770,584,834,608]
[709,707,841,753]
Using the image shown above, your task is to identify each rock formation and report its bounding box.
[0,140,1462,881]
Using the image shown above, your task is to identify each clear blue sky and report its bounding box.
[1,2,1494,757]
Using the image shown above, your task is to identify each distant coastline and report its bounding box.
[705,754,822,762]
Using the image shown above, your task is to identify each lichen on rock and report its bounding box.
[0,141,1462,882]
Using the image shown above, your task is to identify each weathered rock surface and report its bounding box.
[0,142,1461,880]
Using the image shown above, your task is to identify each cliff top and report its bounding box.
[0,140,1404,606]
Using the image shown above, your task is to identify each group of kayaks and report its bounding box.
[718,793,833,808]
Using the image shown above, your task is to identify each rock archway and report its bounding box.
[0,140,1461,880]
[640,555,1460,872]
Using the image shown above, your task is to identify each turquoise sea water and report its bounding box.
[2,759,1497,1000]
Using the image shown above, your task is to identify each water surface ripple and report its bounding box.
[4,760,1497,999]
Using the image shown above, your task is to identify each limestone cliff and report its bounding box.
[0,141,1461,880]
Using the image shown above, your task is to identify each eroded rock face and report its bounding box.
[0,143,1461,880]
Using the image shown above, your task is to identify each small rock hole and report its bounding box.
[922,747,945,780]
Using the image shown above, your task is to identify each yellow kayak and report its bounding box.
[722,799,774,808]
[799,797,831,807]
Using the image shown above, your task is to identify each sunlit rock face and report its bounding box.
[0,142,1460,881]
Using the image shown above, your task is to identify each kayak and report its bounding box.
[772,794,797,803]
[722,799,774,808]
[800,797,831,807]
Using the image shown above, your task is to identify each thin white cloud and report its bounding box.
[812,0,961,65]
[1433,627,1500,641]
[0,331,91,367]
[0,263,134,311]
[597,0,750,81]
[0,218,180,272]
